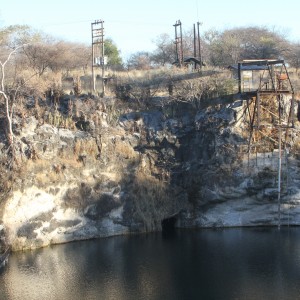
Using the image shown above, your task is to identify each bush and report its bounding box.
[129,172,172,231]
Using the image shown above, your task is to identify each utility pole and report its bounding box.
[179,20,183,66]
[278,125,282,229]
[277,93,283,229]
[193,23,197,70]
[173,20,183,67]
[91,19,105,96]
[197,21,202,71]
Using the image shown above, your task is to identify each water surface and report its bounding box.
[1,227,300,300]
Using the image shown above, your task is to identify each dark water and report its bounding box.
[1,227,300,300]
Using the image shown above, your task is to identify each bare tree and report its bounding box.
[151,33,175,66]
[0,46,23,146]
[150,27,208,68]
[127,52,152,70]
[286,42,300,75]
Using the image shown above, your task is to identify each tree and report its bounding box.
[104,38,123,69]
[22,41,91,77]
[0,25,42,49]
[0,25,53,147]
[237,27,289,60]
[22,43,53,76]
[207,29,237,66]
[206,26,290,67]
[285,42,300,74]
[150,27,208,67]
[151,33,174,66]
[0,46,24,146]
[127,52,151,70]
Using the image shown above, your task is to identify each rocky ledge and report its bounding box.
[1,95,300,251]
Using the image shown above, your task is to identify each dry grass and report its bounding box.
[129,171,173,231]
[114,139,137,159]
[55,156,83,170]
[291,136,300,158]
[24,159,57,186]
[0,161,14,203]
[73,139,98,157]
[26,158,51,172]
[24,155,83,188]
[46,112,76,130]
[35,171,63,186]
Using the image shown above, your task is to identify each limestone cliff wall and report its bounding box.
[1,96,300,251]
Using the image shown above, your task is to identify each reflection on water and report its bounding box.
[1,227,300,300]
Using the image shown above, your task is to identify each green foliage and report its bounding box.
[104,38,123,67]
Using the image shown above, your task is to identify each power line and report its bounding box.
[39,19,171,28]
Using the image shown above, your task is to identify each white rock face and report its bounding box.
[4,187,56,237]
[179,197,300,228]
[3,184,129,251]
[177,150,300,229]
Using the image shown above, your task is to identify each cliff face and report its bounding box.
[1,96,300,251]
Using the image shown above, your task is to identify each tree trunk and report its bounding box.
[4,93,13,144]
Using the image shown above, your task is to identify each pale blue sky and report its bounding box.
[1,0,300,59]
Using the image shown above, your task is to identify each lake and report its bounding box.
[1,227,300,300]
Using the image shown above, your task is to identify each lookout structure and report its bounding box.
[235,59,295,227]
[235,59,295,152]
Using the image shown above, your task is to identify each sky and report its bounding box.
[1,0,300,60]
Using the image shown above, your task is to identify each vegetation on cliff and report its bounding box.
[1,23,300,249]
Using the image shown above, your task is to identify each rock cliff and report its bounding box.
[1,95,300,251]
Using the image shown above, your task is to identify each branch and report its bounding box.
[0,90,14,143]
[8,68,43,121]
[0,45,27,91]
[0,45,28,146]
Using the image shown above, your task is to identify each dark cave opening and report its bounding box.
[161,215,177,234]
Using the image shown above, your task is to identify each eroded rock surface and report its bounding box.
[1,96,300,251]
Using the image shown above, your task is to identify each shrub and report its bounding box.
[129,172,172,231]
